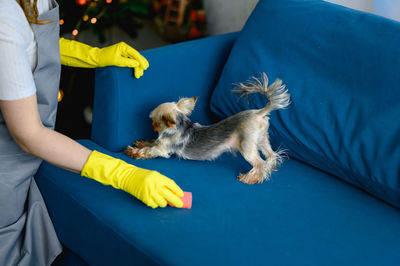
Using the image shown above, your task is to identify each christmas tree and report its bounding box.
[153,0,206,42]
[58,0,206,43]
[58,0,152,43]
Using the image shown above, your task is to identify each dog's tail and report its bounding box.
[234,72,290,116]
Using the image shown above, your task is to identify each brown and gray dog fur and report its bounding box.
[125,73,290,184]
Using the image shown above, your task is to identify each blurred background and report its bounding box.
[55,0,399,140]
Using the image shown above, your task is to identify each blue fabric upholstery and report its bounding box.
[210,0,400,208]
[36,139,400,266]
[91,32,238,152]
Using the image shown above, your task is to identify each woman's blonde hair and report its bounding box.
[16,0,50,24]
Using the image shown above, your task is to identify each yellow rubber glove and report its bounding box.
[81,150,184,208]
[59,38,149,78]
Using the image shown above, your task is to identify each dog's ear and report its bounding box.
[162,114,176,128]
[177,97,198,116]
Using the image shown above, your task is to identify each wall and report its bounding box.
[325,0,374,13]
[203,0,259,35]
[373,0,400,21]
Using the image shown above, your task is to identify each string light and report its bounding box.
[58,89,64,102]
[76,0,89,5]
[61,0,149,40]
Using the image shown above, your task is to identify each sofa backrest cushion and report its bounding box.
[210,0,400,208]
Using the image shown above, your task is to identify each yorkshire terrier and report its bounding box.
[124,73,290,184]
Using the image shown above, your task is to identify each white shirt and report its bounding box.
[0,0,51,100]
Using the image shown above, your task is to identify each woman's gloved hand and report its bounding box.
[81,150,184,208]
[59,38,149,78]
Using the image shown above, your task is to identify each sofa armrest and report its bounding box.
[91,32,238,152]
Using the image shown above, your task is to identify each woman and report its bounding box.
[0,0,184,265]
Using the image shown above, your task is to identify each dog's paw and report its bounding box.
[124,145,142,159]
[237,171,265,184]
[133,140,155,148]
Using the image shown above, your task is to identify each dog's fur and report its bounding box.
[125,73,290,184]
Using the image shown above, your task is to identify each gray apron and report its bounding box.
[0,0,63,265]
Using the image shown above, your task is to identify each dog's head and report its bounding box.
[149,97,198,133]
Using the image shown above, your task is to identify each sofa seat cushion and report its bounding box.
[35,139,400,266]
[210,0,400,208]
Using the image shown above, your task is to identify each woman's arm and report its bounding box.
[0,94,184,208]
[0,94,91,173]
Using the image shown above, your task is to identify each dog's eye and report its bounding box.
[162,114,176,128]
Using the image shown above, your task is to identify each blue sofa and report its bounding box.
[36,0,400,265]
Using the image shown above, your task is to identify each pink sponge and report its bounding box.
[168,191,192,209]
